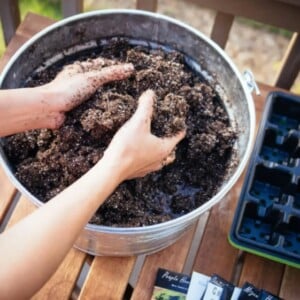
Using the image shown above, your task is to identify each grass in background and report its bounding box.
[19,0,62,20]
[238,17,293,38]
[0,23,4,57]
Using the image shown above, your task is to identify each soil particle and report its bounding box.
[4,38,237,227]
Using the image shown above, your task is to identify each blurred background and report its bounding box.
[0,0,299,93]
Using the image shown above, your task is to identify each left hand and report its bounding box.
[39,58,134,128]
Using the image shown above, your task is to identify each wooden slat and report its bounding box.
[33,250,86,299]
[210,12,234,49]
[62,0,84,18]
[0,0,20,45]
[131,223,197,300]
[15,12,54,38]
[0,13,54,71]
[238,254,284,295]
[186,0,300,33]
[136,0,158,11]
[0,167,16,223]
[275,0,300,6]
[275,33,300,90]
[79,256,136,300]
[192,186,241,281]
[280,267,300,299]
[6,196,87,299]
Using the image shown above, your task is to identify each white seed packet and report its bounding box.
[202,281,223,300]
[186,271,210,300]
[230,287,242,300]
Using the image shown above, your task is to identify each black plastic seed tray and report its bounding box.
[229,91,300,268]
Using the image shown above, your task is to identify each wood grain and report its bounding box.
[33,249,86,300]
[275,32,300,90]
[79,256,136,300]
[238,254,284,295]
[136,0,158,11]
[280,267,300,299]
[131,224,197,300]
[210,12,234,49]
[186,0,300,32]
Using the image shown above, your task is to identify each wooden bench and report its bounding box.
[0,5,300,300]
[1,0,299,89]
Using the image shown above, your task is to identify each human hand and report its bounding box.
[41,58,134,128]
[0,58,134,136]
[102,89,186,181]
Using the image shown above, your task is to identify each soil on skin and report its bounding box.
[4,38,237,227]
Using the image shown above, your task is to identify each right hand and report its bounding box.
[103,89,186,181]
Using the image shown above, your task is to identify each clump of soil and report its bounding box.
[4,38,237,227]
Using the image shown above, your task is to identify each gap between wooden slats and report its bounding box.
[79,256,136,300]
[238,254,284,295]
[279,267,300,299]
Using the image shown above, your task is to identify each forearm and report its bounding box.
[0,156,122,299]
[0,87,62,136]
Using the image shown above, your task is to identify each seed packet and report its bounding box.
[186,271,210,300]
[238,282,260,299]
[151,268,191,300]
[202,274,235,300]
[258,289,283,300]
[202,281,223,300]
[231,287,242,300]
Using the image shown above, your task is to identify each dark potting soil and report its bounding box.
[4,38,237,227]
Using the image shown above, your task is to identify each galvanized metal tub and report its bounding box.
[0,9,255,256]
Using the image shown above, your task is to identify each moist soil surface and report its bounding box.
[4,38,237,227]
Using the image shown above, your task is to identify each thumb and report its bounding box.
[134,89,155,128]
[161,129,186,154]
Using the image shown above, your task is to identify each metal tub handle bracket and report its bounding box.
[243,70,260,95]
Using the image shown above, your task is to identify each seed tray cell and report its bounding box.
[229,91,300,268]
